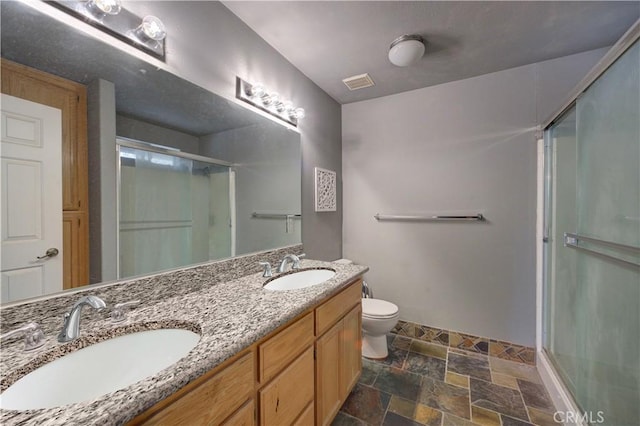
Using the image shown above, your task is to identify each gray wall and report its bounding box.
[200,123,302,255]
[342,48,607,346]
[125,1,343,260]
[116,115,200,154]
[87,79,118,284]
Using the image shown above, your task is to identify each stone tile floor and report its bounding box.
[332,334,558,426]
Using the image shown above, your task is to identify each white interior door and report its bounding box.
[1,94,62,303]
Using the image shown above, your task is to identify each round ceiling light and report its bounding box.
[388,34,425,67]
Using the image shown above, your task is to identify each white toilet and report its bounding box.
[361,298,400,359]
[333,259,400,359]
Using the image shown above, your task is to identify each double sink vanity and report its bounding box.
[0,247,368,425]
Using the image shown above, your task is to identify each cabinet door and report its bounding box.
[341,305,362,400]
[315,320,343,426]
[223,400,255,426]
[259,347,314,426]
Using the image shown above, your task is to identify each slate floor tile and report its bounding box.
[387,395,442,426]
[418,376,471,419]
[448,351,492,382]
[489,357,542,384]
[340,383,391,426]
[372,345,409,369]
[404,352,446,380]
[445,371,470,389]
[470,377,529,422]
[517,378,555,412]
[501,414,535,426]
[341,335,558,426]
[392,335,413,351]
[527,406,561,426]
[332,411,368,426]
[471,405,501,426]
[373,366,422,402]
[382,411,423,426]
[441,413,476,426]
[409,340,448,360]
[360,358,385,385]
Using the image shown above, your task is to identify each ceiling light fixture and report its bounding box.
[388,34,425,67]
[236,78,305,127]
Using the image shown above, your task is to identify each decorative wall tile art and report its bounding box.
[315,167,337,212]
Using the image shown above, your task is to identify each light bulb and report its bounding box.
[248,83,265,98]
[86,0,122,16]
[262,92,279,106]
[269,93,280,106]
[282,101,294,113]
[293,108,305,120]
[137,15,166,41]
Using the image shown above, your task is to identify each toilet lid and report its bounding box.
[361,298,398,318]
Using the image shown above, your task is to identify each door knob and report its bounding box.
[37,248,59,260]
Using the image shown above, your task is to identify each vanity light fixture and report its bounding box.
[135,15,167,42]
[236,77,305,127]
[85,0,122,17]
[388,34,425,67]
[49,0,166,59]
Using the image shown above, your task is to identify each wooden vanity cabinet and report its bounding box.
[315,285,362,426]
[129,278,362,426]
[129,350,256,425]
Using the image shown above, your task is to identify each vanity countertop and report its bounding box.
[0,259,368,425]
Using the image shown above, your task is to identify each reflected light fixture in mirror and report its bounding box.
[135,15,167,42]
[50,0,166,59]
[86,0,121,17]
[236,77,305,127]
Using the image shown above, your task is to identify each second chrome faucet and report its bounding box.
[57,295,106,343]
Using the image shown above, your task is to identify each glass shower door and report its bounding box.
[118,144,232,279]
[544,41,639,426]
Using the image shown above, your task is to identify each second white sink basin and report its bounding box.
[264,268,336,291]
[0,328,200,410]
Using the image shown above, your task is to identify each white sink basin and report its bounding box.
[264,268,336,291]
[0,328,200,410]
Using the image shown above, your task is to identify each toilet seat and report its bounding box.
[361,298,399,319]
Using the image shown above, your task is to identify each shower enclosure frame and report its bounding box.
[535,20,640,424]
[115,137,236,279]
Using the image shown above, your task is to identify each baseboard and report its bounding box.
[536,349,585,426]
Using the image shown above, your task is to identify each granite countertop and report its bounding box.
[0,258,368,425]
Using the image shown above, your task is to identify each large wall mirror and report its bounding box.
[0,1,302,304]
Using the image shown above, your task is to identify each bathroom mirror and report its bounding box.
[0,1,301,303]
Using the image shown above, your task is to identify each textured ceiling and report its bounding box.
[223,1,640,104]
[1,1,265,136]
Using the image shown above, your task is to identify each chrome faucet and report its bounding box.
[58,295,106,343]
[277,253,306,273]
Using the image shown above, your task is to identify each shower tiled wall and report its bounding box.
[392,320,535,365]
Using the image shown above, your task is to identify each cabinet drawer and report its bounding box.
[259,312,314,383]
[259,347,314,426]
[315,279,362,336]
[138,352,254,425]
[223,400,255,426]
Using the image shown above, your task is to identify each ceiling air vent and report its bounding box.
[342,73,375,91]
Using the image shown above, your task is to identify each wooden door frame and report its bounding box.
[1,58,89,289]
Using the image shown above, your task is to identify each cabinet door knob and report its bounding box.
[36,248,59,259]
